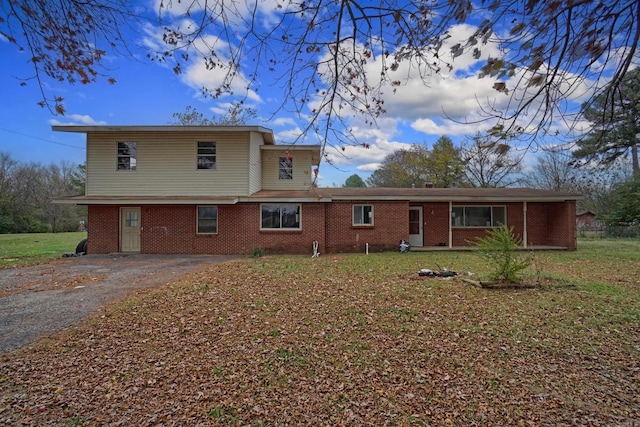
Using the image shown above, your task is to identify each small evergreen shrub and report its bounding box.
[472,224,531,283]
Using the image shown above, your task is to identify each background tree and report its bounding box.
[461,133,522,188]
[343,174,367,188]
[0,153,18,233]
[70,164,87,196]
[524,149,578,192]
[366,145,431,187]
[0,153,85,233]
[523,148,631,218]
[428,136,466,188]
[171,102,257,126]
[573,68,640,176]
[3,1,638,152]
[603,176,640,225]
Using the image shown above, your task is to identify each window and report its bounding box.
[197,206,218,234]
[197,142,216,169]
[117,142,137,170]
[124,210,138,227]
[278,156,293,179]
[261,204,301,229]
[451,206,506,227]
[353,204,373,226]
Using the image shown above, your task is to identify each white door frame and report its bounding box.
[409,206,423,247]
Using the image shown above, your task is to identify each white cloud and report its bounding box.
[323,117,411,168]
[49,114,107,126]
[275,126,306,143]
[140,19,262,103]
[357,163,382,172]
[152,0,284,25]
[272,117,297,127]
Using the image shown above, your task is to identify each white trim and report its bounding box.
[448,201,453,248]
[53,197,239,205]
[352,204,374,226]
[409,206,423,247]
[196,205,219,235]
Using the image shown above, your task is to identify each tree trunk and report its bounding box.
[632,142,639,176]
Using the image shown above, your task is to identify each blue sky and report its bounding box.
[0,1,599,186]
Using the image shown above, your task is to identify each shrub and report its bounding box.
[252,247,264,258]
[472,224,531,283]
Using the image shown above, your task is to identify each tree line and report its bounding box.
[0,153,85,233]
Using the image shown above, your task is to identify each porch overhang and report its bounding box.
[53,195,240,205]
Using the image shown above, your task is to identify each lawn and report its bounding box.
[0,232,86,269]
[1,239,639,425]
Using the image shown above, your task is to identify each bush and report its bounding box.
[252,247,264,258]
[0,215,14,234]
[472,224,531,283]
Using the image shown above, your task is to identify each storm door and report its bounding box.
[409,207,423,247]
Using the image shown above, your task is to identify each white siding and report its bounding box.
[248,132,263,195]
[86,131,255,196]
[261,149,315,190]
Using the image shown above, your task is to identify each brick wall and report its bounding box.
[87,205,120,254]
[526,202,549,246]
[89,203,326,255]
[546,201,577,249]
[87,199,577,255]
[325,201,408,253]
[421,203,450,246]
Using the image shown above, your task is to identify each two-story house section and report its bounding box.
[54,125,581,255]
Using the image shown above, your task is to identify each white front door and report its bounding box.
[409,207,423,247]
[121,207,141,252]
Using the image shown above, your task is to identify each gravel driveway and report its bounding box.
[0,254,240,353]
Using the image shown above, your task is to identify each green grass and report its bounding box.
[0,232,87,268]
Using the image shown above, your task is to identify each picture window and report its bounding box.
[261,204,301,229]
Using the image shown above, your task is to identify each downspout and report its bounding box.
[523,201,528,248]
[449,201,453,248]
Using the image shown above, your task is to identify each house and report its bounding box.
[54,125,580,254]
[576,210,599,230]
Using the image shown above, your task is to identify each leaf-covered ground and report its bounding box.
[1,243,639,426]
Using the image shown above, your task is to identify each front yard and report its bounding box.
[1,239,639,425]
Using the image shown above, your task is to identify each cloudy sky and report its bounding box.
[0,1,596,186]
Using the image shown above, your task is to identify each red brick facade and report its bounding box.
[325,201,409,253]
[86,199,577,255]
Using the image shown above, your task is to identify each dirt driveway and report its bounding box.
[0,254,240,353]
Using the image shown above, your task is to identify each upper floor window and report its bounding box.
[117,142,137,170]
[278,156,293,180]
[353,204,373,226]
[261,204,301,229]
[197,206,218,234]
[197,142,216,170]
[452,206,506,227]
